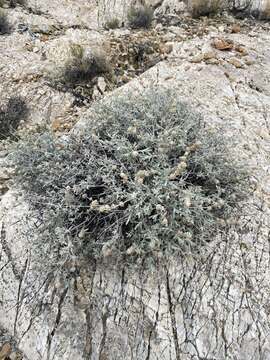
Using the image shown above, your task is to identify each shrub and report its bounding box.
[0,96,28,139]
[105,18,120,30]
[127,5,153,29]
[61,44,112,86]
[189,0,222,18]
[0,10,10,34]
[9,0,26,7]
[0,0,26,7]
[12,88,249,272]
[259,1,270,20]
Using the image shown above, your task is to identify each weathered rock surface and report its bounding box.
[1,1,270,359]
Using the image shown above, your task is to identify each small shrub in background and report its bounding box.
[62,44,112,86]
[0,0,26,7]
[9,0,26,7]
[12,88,250,273]
[0,10,10,34]
[229,0,252,17]
[0,96,28,139]
[189,0,222,18]
[127,5,153,29]
[259,1,270,20]
[105,17,120,30]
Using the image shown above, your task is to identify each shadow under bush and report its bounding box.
[0,96,28,139]
[11,88,250,272]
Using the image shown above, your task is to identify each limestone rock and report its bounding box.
[97,76,107,93]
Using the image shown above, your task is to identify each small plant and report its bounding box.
[12,88,249,274]
[0,96,28,139]
[0,10,10,34]
[61,44,112,86]
[127,5,153,29]
[189,0,222,18]
[105,17,120,30]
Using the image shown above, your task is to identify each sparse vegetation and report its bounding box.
[127,5,153,29]
[0,96,28,139]
[105,17,120,30]
[12,88,249,273]
[189,0,222,18]
[61,44,112,86]
[0,10,10,34]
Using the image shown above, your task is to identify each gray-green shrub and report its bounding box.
[12,88,249,272]
[127,5,153,29]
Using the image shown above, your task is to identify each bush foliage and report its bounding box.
[0,96,28,139]
[12,88,249,271]
[127,5,153,29]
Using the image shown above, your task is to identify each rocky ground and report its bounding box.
[0,0,270,359]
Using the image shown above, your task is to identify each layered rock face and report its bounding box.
[1,0,270,359]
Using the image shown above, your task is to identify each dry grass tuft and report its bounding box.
[61,44,112,86]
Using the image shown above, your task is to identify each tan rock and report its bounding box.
[231,24,241,33]
[212,38,234,51]
[235,45,248,56]
[228,57,244,68]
